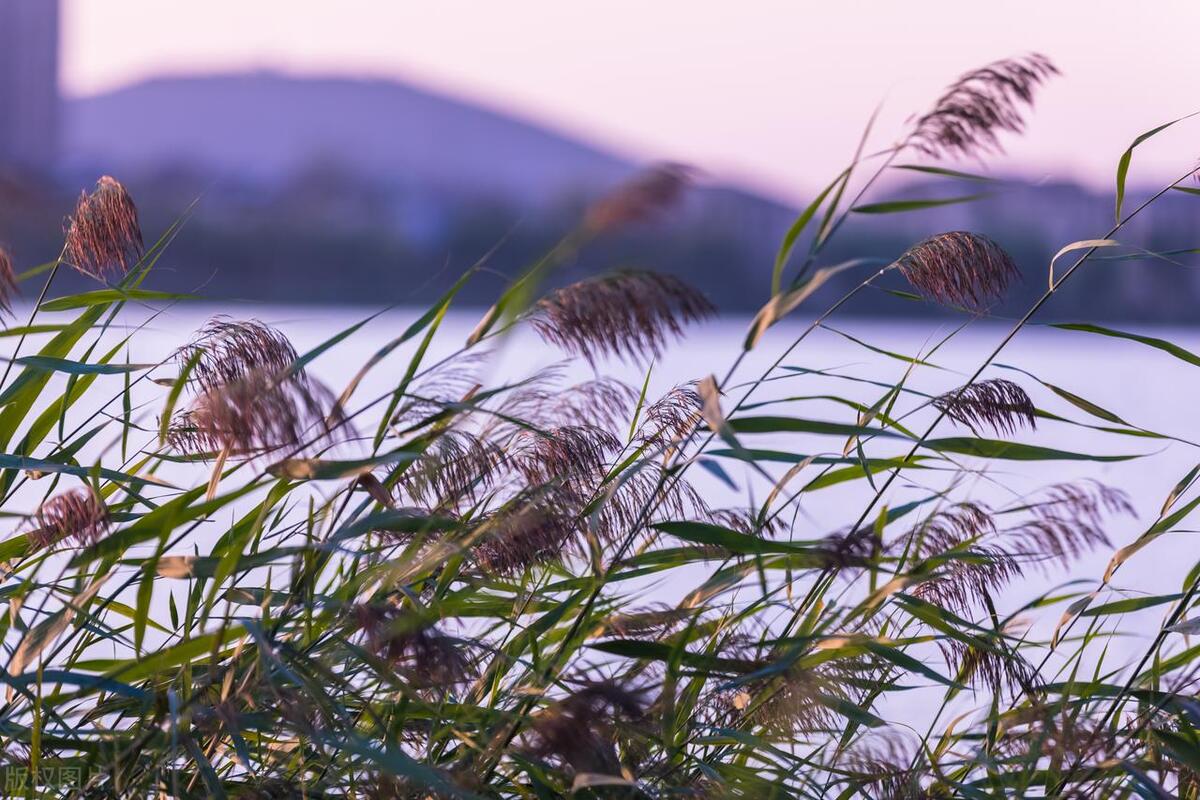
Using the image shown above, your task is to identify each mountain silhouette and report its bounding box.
[63,72,636,202]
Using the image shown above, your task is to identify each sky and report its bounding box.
[61,1,1200,203]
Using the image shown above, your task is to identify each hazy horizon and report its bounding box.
[60,1,1200,203]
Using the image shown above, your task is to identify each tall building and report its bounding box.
[0,0,59,171]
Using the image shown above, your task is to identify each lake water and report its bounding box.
[9,304,1200,721]
[88,305,1198,615]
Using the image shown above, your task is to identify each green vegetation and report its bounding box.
[2,54,1200,798]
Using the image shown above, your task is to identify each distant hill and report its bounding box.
[14,71,1195,320]
[62,72,636,202]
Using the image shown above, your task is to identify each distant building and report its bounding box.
[0,0,59,171]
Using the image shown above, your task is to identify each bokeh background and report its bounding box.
[2,0,1199,317]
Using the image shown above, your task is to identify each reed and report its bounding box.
[0,54,1198,799]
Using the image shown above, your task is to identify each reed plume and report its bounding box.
[526,680,647,775]
[63,175,144,280]
[489,371,638,434]
[816,526,880,568]
[933,378,1037,436]
[712,665,852,737]
[912,545,1021,618]
[176,317,299,394]
[390,350,490,429]
[594,463,708,538]
[584,162,693,234]
[599,604,690,638]
[530,270,715,364]
[0,246,17,316]
[636,383,703,448]
[940,638,1041,697]
[472,499,578,576]
[31,487,110,550]
[911,54,1058,158]
[1001,480,1131,568]
[897,231,1020,312]
[169,369,344,457]
[398,430,504,509]
[351,606,472,688]
[905,504,1021,616]
[842,737,930,800]
[512,424,620,488]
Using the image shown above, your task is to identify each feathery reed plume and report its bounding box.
[911,54,1058,159]
[712,666,849,737]
[912,545,1021,617]
[1012,479,1134,523]
[366,771,469,800]
[594,462,708,538]
[1001,480,1131,569]
[636,383,703,449]
[0,246,17,316]
[584,162,693,234]
[31,487,110,550]
[488,372,639,436]
[63,175,144,280]
[933,378,1037,436]
[176,317,299,394]
[169,369,345,458]
[904,504,1022,616]
[707,508,783,537]
[512,424,620,488]
[599,604,691,638]
[905,502,996,552]
[526,680,647,775]
[996,705,1128,774]
[897,231,1020,312]
[472,500,578,575]
[530,270,715,365]
[398,430,504,509]
[390,350,490,429]
[816,526,880,568]
[550,377,639,432]
[940,638,1041,697]
[351,606,472,688]
[842,736,930,800]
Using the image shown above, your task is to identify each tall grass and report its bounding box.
[1,53,1199,798]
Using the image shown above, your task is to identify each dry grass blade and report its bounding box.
[933,378,1036,436]
[63,175,144,280]
[897,231,1020,312]
[911,53,1059,158]
[530,270,715,365]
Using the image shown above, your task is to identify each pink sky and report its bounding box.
[61,1,1200,203]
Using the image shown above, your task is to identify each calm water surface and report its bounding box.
[17,304,1200,716]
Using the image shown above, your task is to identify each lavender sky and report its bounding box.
[61,1,1199,202]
